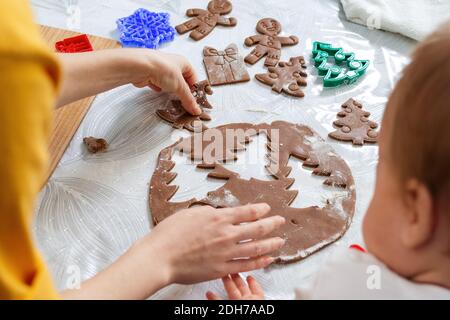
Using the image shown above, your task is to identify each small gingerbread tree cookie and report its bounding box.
[175,0,237,41]
[244,18,299,67]
[329,98,379,145]
[255,56,307,97]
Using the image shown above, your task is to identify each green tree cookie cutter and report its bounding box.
[312,41,369,87]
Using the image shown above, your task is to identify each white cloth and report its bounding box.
[296,248,450,299]
[340,0,450,41]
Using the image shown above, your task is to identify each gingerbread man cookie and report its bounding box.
[244,18,299,67]
[175,0,237,41]
[156,100,211,132]
[156,80,214,132]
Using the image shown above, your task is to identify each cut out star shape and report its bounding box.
[255,56,308,97]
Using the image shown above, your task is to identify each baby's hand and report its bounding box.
[206,274,265,300]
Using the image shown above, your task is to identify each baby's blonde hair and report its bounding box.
[386,21,450,209]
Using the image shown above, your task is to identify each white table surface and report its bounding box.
[31,0,416,299]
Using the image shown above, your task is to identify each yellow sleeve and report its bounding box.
[0,0,60,299]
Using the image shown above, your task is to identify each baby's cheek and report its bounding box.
[363,164,403,259]
[363,172,392,249]
[362,196,381,250]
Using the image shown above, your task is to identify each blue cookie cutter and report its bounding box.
[116,8,176,49]
[312,41,369,87]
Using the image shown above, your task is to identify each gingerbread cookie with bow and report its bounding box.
[175,0,237,41]
[244,18,299,67]
[203,44,250,86]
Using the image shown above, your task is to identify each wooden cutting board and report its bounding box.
[39,25,120,183]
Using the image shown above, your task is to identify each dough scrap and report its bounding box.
[83,137,108,153]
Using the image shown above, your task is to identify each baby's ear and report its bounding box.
[401,179,435,249]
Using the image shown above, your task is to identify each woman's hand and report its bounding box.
[62,203,284,300]
[146,203,286,284]
[56,48,201,115]
[131,50,201,115]
[206,274,265,300]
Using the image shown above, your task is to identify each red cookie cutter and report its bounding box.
[55,34,93,53]
[349,244,366,253]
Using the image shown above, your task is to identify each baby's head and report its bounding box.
[364,22,450,285]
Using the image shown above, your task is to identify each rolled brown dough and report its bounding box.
[149,121,356,264]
